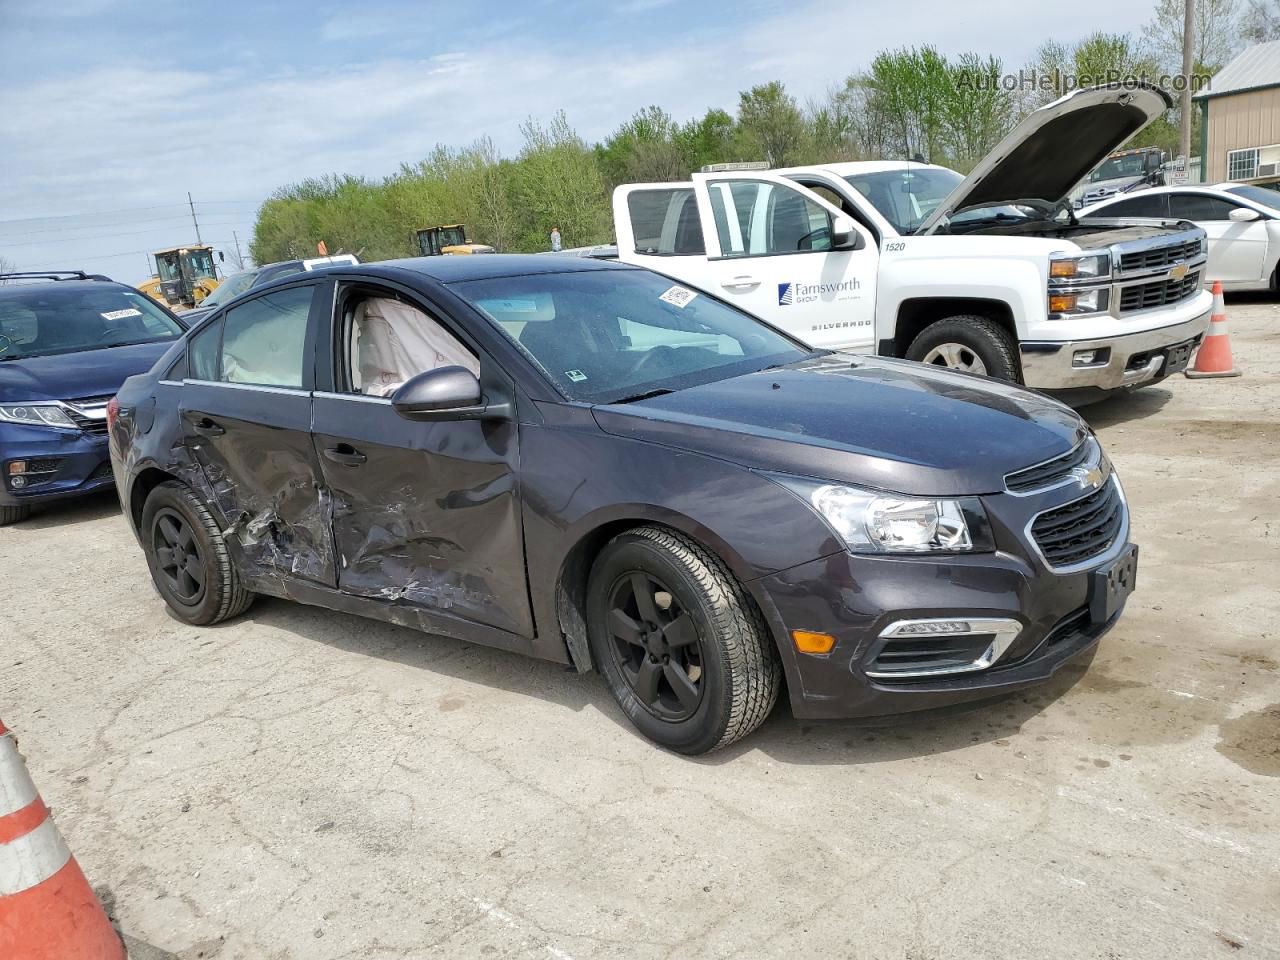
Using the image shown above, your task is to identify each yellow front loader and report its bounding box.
[138,245,223,311]
[415,224,495,256]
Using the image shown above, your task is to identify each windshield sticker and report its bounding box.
[101,308,142,321]
[659,285,697,308]
[478,298,538,314]
[565,369,588,383]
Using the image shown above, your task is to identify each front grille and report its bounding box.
[1030,478,1125,568]
[1118,271,1200,313]
[1005,439,1093,494]
[1118,239,1202,273]
[64,395,113,435]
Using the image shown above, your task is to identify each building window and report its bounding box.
[1227,148,1260,181]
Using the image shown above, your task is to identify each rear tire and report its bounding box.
[141,480,254,625]
[0,505,30,526]
[906,315,1020,382]
[586,525,780,755]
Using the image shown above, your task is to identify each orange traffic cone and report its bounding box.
[1186,280,1241,378]
[0,719,124,960]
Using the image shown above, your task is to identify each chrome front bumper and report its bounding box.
[1019,311,1211,391]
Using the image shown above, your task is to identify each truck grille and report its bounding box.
[1118,271,1200,313]
[1118,239,1202,273]
[1005,439,1095,494]
[1030,478,1125,568]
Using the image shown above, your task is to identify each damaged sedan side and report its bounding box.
[111,255,1136,754]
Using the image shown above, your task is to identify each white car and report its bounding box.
[1080,184,1280,291]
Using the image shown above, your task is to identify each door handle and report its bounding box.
[191,417,224,437]
[721,275,760,290]
[324,445,367,466]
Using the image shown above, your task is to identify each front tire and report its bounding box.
[0,505,30,526]
[586,526,780,755]
[141,481,254,625]
[906,315,1020,382]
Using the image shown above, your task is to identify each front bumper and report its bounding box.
[1019,306,1211,391]
[0,424,115,507]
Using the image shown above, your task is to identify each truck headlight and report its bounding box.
[0,403,76,429]
[1048,288,1110,316]
[1049,252,1111,280]
[769,476,994,554]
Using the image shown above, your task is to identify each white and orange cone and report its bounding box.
[1186,280,1242,378]
[0,719,124,960]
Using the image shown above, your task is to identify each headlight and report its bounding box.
[770,476,994,554]
[1049,252,1111,280]
[1048,287,1110,316]
[0,403,77,429]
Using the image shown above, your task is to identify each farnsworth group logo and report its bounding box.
[778,278,860,306]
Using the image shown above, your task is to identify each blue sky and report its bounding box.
[0,0,1154,284]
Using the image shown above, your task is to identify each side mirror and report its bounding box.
[219,251,225,262]
[1229,206,1261,222]
[390,366,512,422]
[831,215,864,250]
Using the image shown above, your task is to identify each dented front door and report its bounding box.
[311,393,532,638]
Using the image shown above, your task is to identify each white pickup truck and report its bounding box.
[613,83,1213,400]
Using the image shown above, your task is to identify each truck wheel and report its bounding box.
[0,505,30,526]
[141,480,254,625]
[906,316,1020,382]
[586,525,780,755]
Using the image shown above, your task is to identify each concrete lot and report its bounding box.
[2,298,1278,960]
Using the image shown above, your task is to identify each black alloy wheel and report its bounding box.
[605,571,705,721]
[152,507,206,604]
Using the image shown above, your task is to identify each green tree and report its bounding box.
[862,47,953,163]
[736,82,806,167]
[512,112,612,250]
[674,108,738,172]
[1144,0,1242,74]
[596,106,685,187]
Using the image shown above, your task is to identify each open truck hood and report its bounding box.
[918,83,1173,234]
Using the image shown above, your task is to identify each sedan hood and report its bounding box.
[0,341,172,403]
[919,83,1173,234]
[592,356,1087,496]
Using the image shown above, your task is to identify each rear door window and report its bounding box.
[1097,193,1170,217]
[188,319,222,381]
[219,286,315,388]
[626,188,705,255]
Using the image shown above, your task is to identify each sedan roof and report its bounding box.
[376,254,631,283]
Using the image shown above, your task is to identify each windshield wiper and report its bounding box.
[612,388,674,404]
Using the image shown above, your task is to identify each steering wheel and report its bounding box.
[97,328,129,343]
[0,334,11,355]
[796,227,831,250]
[625,345,679,377]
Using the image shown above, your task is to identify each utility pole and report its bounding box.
[1179,0,1195,171]
[232,231,245,270]
[188,191,202,245]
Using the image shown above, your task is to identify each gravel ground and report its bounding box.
[2,297,1278,960]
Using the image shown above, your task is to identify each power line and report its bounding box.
[0,204,194,227]
[2,219,254,247]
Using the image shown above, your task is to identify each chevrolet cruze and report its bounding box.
[110,255,1137,754]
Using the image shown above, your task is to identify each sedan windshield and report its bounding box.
[452,269,815,403]
[0,286,184,360]
[1224,184,1280,211]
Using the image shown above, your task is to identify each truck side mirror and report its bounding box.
[831,216,864,251]
[1229,207,1261,223]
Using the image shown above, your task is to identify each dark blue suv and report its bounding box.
[0,271,187,524]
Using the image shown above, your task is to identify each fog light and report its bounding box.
[1072,347,1111,367]
[10,475,26,488]
[792,630,836,654]
[8,461,26,476]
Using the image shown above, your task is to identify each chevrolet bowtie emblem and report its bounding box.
[1069,466,1104,490]
[1169,263,1189,281]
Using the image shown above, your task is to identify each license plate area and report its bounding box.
[1163,339,1196,375]
[1090,544,1138,624]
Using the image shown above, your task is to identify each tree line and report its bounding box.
[250,2,1259,264]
